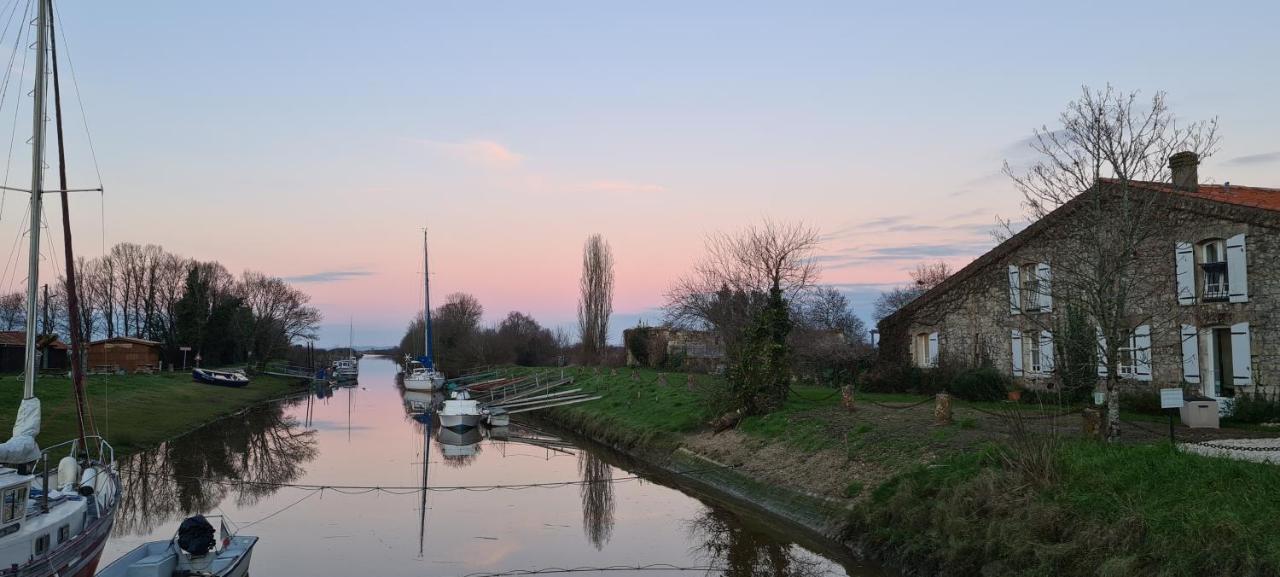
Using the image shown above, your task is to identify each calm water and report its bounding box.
[100,356,890,577]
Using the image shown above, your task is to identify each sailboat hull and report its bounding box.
[13,502,114,577]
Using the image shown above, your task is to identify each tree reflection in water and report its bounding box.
[687,508,828,577]
[577,451,615,550]
[115,399,318,536]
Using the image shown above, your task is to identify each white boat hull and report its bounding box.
[403,376,441,391]
[440,413,480,430]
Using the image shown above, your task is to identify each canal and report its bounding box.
[101,356,891,577]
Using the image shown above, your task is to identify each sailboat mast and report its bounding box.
[22,0,50,400]
[423,229,434,367]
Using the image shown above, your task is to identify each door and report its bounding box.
[1214,327,1234,398]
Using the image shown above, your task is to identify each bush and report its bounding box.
[1228,390,1280,424]
[860,363,947,395]
[1119,388,1163,416]
[946,367,1011,402]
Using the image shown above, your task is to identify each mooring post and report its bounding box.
[934,392,952,425]
[841,384,855,412]
[1082,407,1101,439]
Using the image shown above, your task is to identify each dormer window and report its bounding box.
[1200,239,1228,301]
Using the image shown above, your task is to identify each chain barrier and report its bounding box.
[864,397,934,410]
[962,403,1084,421]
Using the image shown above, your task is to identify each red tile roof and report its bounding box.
[1121,180,1280,212]
[0,331,67,349]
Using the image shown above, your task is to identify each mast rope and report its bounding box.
[0,0,32,224]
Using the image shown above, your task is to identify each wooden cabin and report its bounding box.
[0,331,68,373]
[87,337,162,374]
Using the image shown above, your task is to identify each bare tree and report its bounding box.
[1004,85,1218,440]
[910,260,952,290]
[0,292,24,331]
[577,234,614,365]
[871,260,953,322]
[239,271,323,365]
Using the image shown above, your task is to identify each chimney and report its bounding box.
[1169,151,1199,191]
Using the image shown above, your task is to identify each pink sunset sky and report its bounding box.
[0,1,1276,347]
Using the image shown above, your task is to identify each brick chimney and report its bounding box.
[1169,151,1199,191]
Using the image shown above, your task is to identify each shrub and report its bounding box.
[946,366,1011,402]
[1228,390,1280,424]
[860,363,947,395]
[1118,388,1163,416]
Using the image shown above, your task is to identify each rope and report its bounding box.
[237,489,320,530]
[864,397,933,410]
[964,404,1084,421]
[115,462,790,495]
[452,564,728,577]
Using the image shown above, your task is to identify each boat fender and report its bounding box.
[78,467,97,497]
[56,457,79,492]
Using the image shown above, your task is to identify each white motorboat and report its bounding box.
[192,368,250,387]
[96,516,258,577]
[332,358,359,382]
[440,391,481,430]
[482,406,510,427]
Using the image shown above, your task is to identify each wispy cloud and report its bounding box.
[284,270,373,283]
[416,138,524,170]
[1224,151,1280,166]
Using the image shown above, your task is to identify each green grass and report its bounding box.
[0,370,300,455]
[526,366,716,449]
[855,440,1280,577]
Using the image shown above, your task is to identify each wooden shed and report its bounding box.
[0,331,68,373]
[87,337,162,374]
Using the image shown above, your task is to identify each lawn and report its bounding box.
[0,370,301,455]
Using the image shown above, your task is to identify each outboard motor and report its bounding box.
[177,515,217,556]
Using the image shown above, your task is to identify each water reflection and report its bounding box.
[578,451,615,550]
[115,399,318,536]
[688,508,830,577]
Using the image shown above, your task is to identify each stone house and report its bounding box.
[879,153,1280,404]
[623,327,724,371]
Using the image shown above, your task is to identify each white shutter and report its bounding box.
[928,332,939,367]
[1096,327,1108,377]
[1231,322,1253,387]
[1008,265,1021,315]
[1175,242,1195,305]
[1036,263,1052,312]
[1133,325,1152,382]
[1040,330,1054,373]
[1011,329,1023,377]
[1180,324,1200,384]
[1227,234,1248,303]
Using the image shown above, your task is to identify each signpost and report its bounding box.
[194,353,202,369]
[179,346,192,370]
[1160,388,1185,443]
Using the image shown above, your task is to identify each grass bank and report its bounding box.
[529,365,1280,577]
[0,370,301,455]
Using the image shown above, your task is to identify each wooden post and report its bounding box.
[610,367,617,377]
[630,367,638,382]
[686,373,696,391]
[841,385,856,412]
[657,373,667,387]
[934,392,952,426]
[1082,407,1101,439]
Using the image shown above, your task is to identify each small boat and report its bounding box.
[331,358,358,382]
[403,360,445,392]
[440,390,481,431]
[482,406,510,427]
[192,368,250,387]
[97,515,258,577]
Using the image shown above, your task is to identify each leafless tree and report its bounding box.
[1004,85,1219,440]
[0,292,23,331]
[577,234,614,365]
[239,271,323,365]
[665,219,820,336]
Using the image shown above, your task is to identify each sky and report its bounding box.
[0,0,1277,347]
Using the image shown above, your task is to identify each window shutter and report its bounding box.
[1008,265,1021,315]
[1133,325,1152,382]
[1040,330,1054,373]
[1180,324,1200,384]
[1011,330,1023,377]
[928,332,939,367]
[1227,234,1248,303]
[1231,322,1253,387]
[1175,242,1195,305]
[1096,327,1108,377]
[1036,263,1052,312]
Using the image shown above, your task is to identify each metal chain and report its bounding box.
[864,397,934,410]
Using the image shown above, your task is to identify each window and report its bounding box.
[913,333,930,368]
[1020,263,1040,312]
[1118,336,1138,377]
[1,486,26,524]
[33,534,48,556]
[1199,239,1228,301]
[1028,336,1042,374]
[57,524,69,544]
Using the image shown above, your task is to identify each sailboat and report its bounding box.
[404,229,445,392]
[331,321,359,384]
[0,1,120,574]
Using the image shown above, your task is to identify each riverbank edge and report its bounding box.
[543,404,868,563]
[113,384,309,458]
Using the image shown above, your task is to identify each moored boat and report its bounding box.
[96,515,258,577]
[332,358,359,382]
[440,391,481,431]
[192,368,250,387]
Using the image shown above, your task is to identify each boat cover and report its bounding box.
[178,515,216,556]
[0,397,41,464]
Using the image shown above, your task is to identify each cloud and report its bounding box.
[416,138,524,169]
[582,180,667,195]
[284,270,373,283]
[1224,151,1280,166]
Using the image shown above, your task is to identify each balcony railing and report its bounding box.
[1201,262,1229,301]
